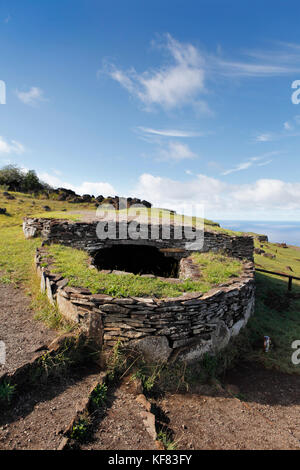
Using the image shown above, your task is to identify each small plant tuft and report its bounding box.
[157,429,177,450]
[0,381,16,403]
[107,340,127,382]
[70,416,91,442]
[131,362,164,394]
[90,382,108,408]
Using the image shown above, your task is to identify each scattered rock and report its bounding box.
[257,235,268,242]
[263,253,276,259]
[254,248,265,255]
[131,336,173,363]
[276,242,288,248]
[136,394,151,412]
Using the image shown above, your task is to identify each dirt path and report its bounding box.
[0,281,57,379]
[81,379,156,450]
[156,363,300,450]
[0,367,101,450]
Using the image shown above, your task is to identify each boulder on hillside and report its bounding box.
[263,252,276,259]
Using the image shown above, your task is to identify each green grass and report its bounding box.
[31,210,82,221]
[0,381,16,404]
[0,191,96,330]
[245,239,300,373]
[191,251,243,284]
[70,416,91,442]
[232,272,300,374]
[90,383,108,408]
[157,430,177,450]
[254,239,300,277]
[47,244,242,298]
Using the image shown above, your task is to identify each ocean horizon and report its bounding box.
[215,220,300,247]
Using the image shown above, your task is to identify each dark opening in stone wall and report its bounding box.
[93,245,179,278]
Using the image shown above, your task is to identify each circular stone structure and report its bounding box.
[25,216,255,363]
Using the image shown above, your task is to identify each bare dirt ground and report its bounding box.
[0,368,101,450]
[81,378,156,450]
[0,281,57,378]
[156,362,300,450]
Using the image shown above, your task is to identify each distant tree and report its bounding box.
[0,164,52,193]
[0,165,24,191]
[22,170,42,192]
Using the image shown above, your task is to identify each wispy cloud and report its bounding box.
[0,136,25,155]
[137,126,203,138]
[257,159,273,167]
[212,41,300,77]
[222,161,253,175]
[256,114,300,142]
[16,87,47,106]
[284,121,293,131]
[102,36,300,115]
[255,133,274,142]
[222,151,278,176]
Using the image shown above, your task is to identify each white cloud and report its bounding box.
[157,141,198,161]
[38,172,116,197]
[16,87,47,106]
[257,159,273,167]
[255,133,274,142]
[137,127,202,138]
[215,59,295,77]
[222,161,252,176]
[0,136,25,154]
[284,121,293,131]
[103,34,206,111]
[256,114,300,142]
[135,173,300,219]
[222,152,277,175]
[103,37,300,116]
[212,41,300,77]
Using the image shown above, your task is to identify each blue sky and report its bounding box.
[1,0,300,220]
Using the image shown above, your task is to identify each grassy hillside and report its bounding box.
[0,191,96,329]
[231,238,300,375]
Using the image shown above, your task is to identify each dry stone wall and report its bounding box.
[23,217,254,261]
[34,246,255,363]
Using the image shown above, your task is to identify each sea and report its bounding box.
[215,220,300,247]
